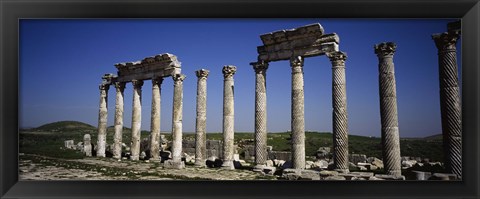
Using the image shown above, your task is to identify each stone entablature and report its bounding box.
[114,53,181,82]
[257,23,339,62]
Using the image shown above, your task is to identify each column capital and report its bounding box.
[131,79,144,88]
[374,42,397,57]
[290,56,304,68]
[101,73,115,85]
[432,32,459,52]
[251,60,269,74]
[152,77,164,85]
[173,74,186,82]
[114,82,126,90]
[326,51,347,65]
[222,65,237,78]
[195,69,210,79]
[99,83,110,91]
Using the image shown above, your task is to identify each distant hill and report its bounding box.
[424,134,443,140]
[34,121,96,132]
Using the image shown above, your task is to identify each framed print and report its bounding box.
[1,0,479,198]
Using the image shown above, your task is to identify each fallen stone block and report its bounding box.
[163,160,185,169]
[374,174,405,180]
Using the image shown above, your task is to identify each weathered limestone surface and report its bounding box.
[112,82,126,159]
[326,51,349,173]
[251,61,269,168]
[96,83,109,157]
[432,31,462,178]
[150,77,163,161]
[171,74,186,165]
[130,79,144,161]
[290,56,305,170]
[114,53,181,82]
[195,69,209,167]
[257,23,339,62]
[83,134,92,157]
[374,42,402,176]
[222,65,237,169]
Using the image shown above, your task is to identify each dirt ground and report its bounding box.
[19,154,274,181]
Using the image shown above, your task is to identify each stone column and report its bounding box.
[165,74,186,169]
[150,77,163,162]
[84,134,92,157]
[374,42,402,176]
[251,61,269,169]
[112,82,126,159]
[290,56,305,170]
[222,65,237,169]
[432,32,462,178]
[130,79,144,161]
[96,83,109,157]
[195,69,209,167]
[327,51,350,173]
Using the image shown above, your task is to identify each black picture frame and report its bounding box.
[1,0,479,198]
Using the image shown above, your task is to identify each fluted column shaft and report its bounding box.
[150,77,163,161]
[252,61,269,168]
[290,56,305,170]
[222,65,237,169]
[171,74,186,162]
[130,80,144,161]
[327,51,349,173]
[432,32,462,178]
[113,82,126,159]
[96,83,109,157]
[195,69,209,167]
[375,42,402,176]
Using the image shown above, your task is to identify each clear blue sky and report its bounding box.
[19,19,461,138]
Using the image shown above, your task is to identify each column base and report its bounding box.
[149,158,161,163]
[164,160,185,169]
[194,159,206,167]
[221,160,235,170]
[130,155,139,161]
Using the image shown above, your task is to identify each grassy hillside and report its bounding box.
[34,121,96,132]
[20,121,444,162]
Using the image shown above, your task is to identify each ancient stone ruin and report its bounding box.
[89,22,461,180]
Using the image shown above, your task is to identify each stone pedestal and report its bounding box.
[96,83,109,157]
[374,42,402,176]
[171,74,186,164]
[195,69,209,167]
[432,32,462,178]
[150,77,163,162]
[112,82,125,159]
[326,51,350,173]
[290,56,305,170]
[251,61,269,168]
[130,80,144,161]
[164,159,185,169]
[222,65,237,170]
[84,134,92,157]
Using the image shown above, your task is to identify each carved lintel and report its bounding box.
[195,69,210,79]
[222,65,237,78]
[374,42,397,57]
